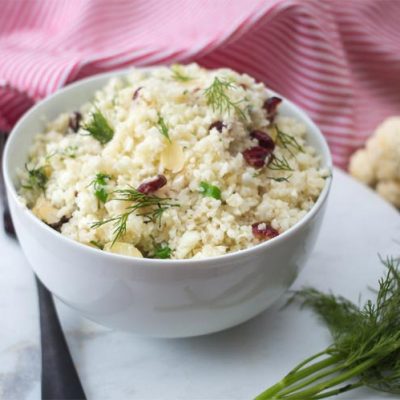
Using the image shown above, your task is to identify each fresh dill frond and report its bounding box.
[171,64,192,82]
[204,77,247,120]
[91,187,179,246]
[276,125,304,156]
[91,213,129,246]
[22,164,48,192]
[256,256,400,400]
[90,173,111,203]
[267,175,292,183]
[82,108,114,144]
[267,154,294,172]
[157,113,171,143]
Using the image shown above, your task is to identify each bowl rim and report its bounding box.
[3,66,333,266]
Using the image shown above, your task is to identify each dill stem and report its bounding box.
[286,349,331,376]
[279,357,380,399]
[309,381,363,399]
[278,363,346,397]
[255,354,340,399]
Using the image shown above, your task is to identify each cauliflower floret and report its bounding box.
[349,149,375,185]
[376,181,400,208]
[370,117,400,181]
[349,117,400,208]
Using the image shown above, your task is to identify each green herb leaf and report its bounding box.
[267,175,291,183]
[44,151,57,163]
[171,64,192,82]
[157,113,171,143]
[268,154,294,172]
[22,164,48,192]
[95,187,108,203]
[63,145,78,158]
[199,181,221,200]
[204,77,247,120]
[154,243,172,259]
[256,256,400,400]
[82,108,114,144]
[90,173,111,203]
[276,125,304,156]
[90,240,104,250]
[91,187,179,246]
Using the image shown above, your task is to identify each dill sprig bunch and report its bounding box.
[256,256,400,400]
[91,187,179,246]
[204,77,247,120]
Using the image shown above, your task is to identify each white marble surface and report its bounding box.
[1,168,399,400]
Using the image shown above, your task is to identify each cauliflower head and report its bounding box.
[349,117,400,208]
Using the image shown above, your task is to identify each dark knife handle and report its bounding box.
[36,277,87,400]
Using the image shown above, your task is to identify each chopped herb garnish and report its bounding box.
[199,181,222,200]
[267,175,291,182]
[154,243,172,259]
[22,164,48,192]
[252,172,291,182]
[276,125,304,156]
[268,154,294,172]
[82,108,114,144]
[63,145,78,158]
[157,113,171,143]
[91,187,179,246]
[90,240,103,250]
[171,64,192,82]
[44,151,57,163]
[90,173,111,203]
[204,77,247,120]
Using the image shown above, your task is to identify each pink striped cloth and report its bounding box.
[1,0,400,168]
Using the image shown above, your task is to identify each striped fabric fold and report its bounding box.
[1,0,400,167]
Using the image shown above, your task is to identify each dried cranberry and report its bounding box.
[69,112,82,132]
[133,86,143,100]
[252,222,279,240]
[263,97,282,121]
[250,130,275,152]
[209,121,226,132]
[242,146,272,168]
[49,215,71,232]
[137,175,167,194]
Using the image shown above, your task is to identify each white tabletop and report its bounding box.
[1,168,399,400]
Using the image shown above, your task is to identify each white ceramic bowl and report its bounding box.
[3,69,332,338]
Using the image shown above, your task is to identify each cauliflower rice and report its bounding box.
[18,64,328,259]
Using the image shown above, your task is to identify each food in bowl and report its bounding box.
[18,64,328,260]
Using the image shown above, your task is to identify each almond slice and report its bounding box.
[103,242,143,258]
[160,141,184,173]
[32,197,59,225]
